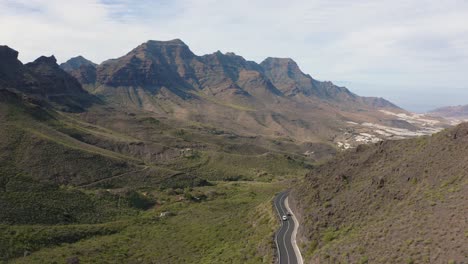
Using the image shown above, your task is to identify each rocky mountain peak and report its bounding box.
[202,51,261,73]
[260,57,316,96]
[0,45,24,86]
[133,39,194,58]
[0,45,20,62]
[207,50,247,63]
[0,46,94,111]
[260,57,303,76]
[146,38,187,46]
[96,39,197,88]
[60,56,96,72]
[34,55,57,64]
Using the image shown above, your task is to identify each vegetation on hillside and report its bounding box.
[5,182,281,263]
[292,123,468,263]
[0,90,307,262]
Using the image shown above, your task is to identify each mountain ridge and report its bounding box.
[60,39,398,109]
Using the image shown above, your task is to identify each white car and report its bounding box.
[282,215,288,221]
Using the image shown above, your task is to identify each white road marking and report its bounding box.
[275,192,303,264]
[274,193,283,263]
[285,196,304,264]
[278,193,290,264]
[283,213,291,264]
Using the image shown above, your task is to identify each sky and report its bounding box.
[1,0,468,112]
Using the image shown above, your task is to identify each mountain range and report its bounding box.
[61,39,394,107]
[58,39,414,144]
[0,39,451,201]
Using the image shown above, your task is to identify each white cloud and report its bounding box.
[1,0,468,111]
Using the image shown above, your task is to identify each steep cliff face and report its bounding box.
[292,123,468,263]
[260,57,327,97]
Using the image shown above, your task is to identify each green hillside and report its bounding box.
[0,88,310,262]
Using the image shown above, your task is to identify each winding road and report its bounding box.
[274,191,303,264]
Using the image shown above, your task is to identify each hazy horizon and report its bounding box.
[334,81,468,113]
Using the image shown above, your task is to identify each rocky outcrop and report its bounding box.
[60,55,96,72]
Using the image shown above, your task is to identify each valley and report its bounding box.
[0,40,465,264]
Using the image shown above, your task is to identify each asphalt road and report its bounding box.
[274,191,299,264]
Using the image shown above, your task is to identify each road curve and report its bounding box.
[274,191,302,264]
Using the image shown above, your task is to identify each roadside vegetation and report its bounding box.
[6,182,282,263]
